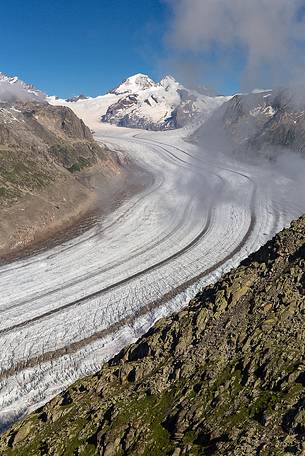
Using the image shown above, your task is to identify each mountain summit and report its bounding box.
[109,73,157,95]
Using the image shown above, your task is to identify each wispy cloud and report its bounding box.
[166,0,305,90]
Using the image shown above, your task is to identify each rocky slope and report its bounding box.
[1,215,304,455]
[50,74,229,131]
[192,88,305,161]
[0,99,123,257]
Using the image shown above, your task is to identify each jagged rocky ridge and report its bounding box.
[1,215,304,455]
[192,88,305,160]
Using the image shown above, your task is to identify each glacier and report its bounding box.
[0,120,304,430]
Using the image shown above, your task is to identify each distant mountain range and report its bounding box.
[2,70,305,160]
[0,71,230,132]
[100,74,229,130]
[49,73,230,131]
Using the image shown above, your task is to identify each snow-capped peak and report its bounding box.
[49,72,231,132]
[110,73,157,95]
[0,71,45,102]
[100,73,231,130]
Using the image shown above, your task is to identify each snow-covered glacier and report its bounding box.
[0,121,304,430]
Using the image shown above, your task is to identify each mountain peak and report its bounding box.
[0,72,35,90]
[109,73,157,95]
[128,73,153,81]
[48,72,227,132]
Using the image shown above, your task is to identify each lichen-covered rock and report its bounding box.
[1,216,304,455]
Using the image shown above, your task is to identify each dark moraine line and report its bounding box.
[0,140,227,333]
[0,200,256,380]
[0,172,162,310]
[0,202,214,338]
[0,140,204,312]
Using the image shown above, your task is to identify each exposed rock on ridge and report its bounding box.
[65,95,89,103]
[1,215,304,455]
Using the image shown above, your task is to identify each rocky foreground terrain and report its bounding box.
[1,214,304,455]
[0,100,124,257]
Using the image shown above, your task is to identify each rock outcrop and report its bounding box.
[1,215,304,455]
[65,95,89,103]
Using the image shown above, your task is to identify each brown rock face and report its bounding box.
[0,101,123,257]
[1,215,304,455]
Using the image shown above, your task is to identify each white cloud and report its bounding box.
[166,0,305,89]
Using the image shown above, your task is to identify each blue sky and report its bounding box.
[0,0,240,97]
